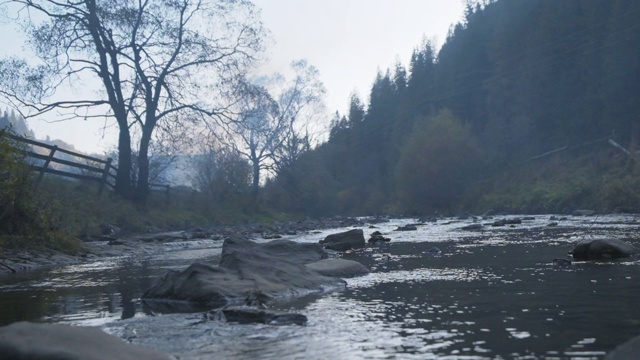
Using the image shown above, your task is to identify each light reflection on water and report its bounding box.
[1,214,640,359]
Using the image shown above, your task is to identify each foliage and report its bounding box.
[0,130,83,252]
[191,147,252,205]
[395,109,483,213]
[0,130,35,235]
[265,0,640,216]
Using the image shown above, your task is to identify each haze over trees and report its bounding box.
[265,0,640,216]
[222,60,325,199]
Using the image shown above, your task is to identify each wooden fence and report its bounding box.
[4,132,169,197]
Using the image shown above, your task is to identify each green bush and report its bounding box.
[0,130,38,235]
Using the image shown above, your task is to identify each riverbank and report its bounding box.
[0,216,380,274]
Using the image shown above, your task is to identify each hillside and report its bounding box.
[264,0,640,216]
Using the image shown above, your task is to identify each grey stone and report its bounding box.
[571,238,640,261]
[320,229,365,251]
[212,307,307,326]
[0,322,171,360]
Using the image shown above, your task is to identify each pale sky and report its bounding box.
[0,0,464,154]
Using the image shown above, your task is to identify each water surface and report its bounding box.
[2,215,640,359]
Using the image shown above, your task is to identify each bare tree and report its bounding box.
[190,139,251,202]
[225,60,325,199]
[0,0,265,203]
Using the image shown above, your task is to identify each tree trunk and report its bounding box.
[115,127,133,199]
[251,157,260,201]
[135,126,154,206]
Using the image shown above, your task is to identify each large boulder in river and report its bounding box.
[571,238,640,261]
[0,322,171,360]
[320,229,365,251]
[143,236,347,311]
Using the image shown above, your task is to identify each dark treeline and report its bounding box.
[264,0,640,216]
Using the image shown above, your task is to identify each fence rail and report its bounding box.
[4,132,168,197]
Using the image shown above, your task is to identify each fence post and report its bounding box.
[98,158,113,195]
[165,185,171,204]
[35,145,58,187]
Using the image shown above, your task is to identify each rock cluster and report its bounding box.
[143,235,369,311]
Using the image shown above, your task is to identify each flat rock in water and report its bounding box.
[0,322,171,360]
[306,258,370,278]
[571,238,640,261]
[213,307,308,326]
[143,236,347,311]
[460,223,483,231]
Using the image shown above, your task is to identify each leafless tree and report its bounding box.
[190,139,251,202]
[0,0,265,203]
[224,60,325,198]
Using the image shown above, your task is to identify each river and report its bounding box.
[1,215,640,359]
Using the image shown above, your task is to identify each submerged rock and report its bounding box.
[460,223,483,231]
[320,229,365,251]
[367,231,391,243]
[394,224,418,231]
[571,238,640,261]
[0,322,171,360]
[211,307,308,326]
[143,236,349,311]
[491,218,522,227]
[426,246,442,256]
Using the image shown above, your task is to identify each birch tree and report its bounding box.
[226,60,325,199]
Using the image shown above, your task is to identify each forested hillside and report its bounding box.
[265,0,640,216]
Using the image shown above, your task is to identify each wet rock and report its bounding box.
[366,216,390,224]
[491,218,522,227]
[306,258,370,278]
[338,217,364,227]
[367,231,391,243]
[394,224,418,231]
[573,209,595,216]
[129,231,189,243]
[460,223,483,231]
[552,258,572,267]
[100,223,122,237]
[426,246,442,256]
[547,222,559,227]
[143,236,346,311]
[261,232,283,240]
[0,321,171,360]
[320,229,365,251]
[211,307,308,326]
[108,239,128,246]
[570,238,640,261]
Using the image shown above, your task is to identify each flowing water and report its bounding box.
[2,215,640,359]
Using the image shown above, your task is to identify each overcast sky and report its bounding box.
[0,0,464,154]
